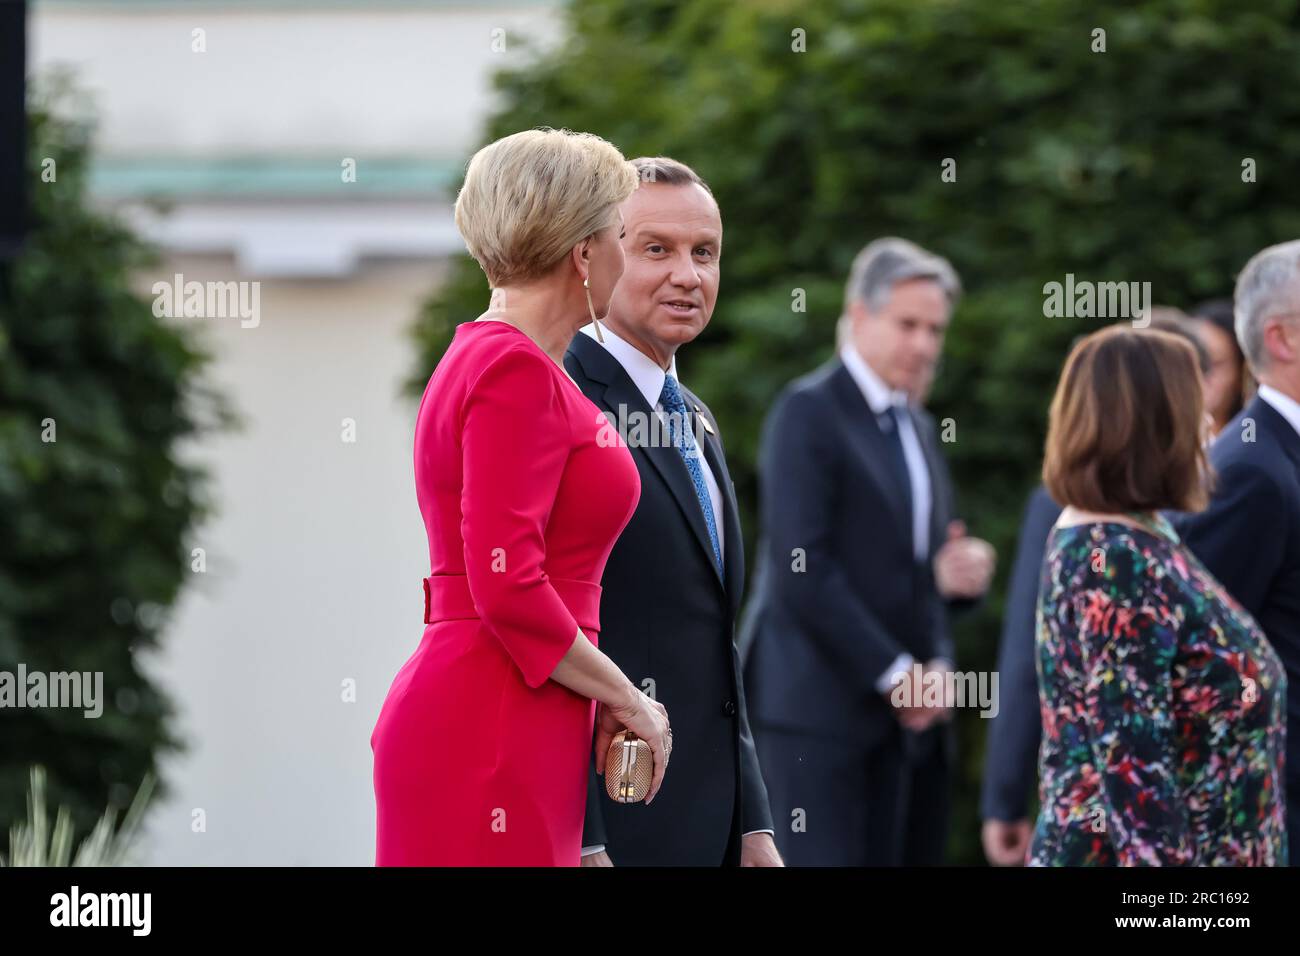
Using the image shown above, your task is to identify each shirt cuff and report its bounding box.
[580,845,606,857]
[875,653,915,694]
[742,829,776,837]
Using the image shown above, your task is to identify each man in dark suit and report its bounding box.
[742,237,995,865]
[1178,240,1300,850]
[566,157,778,866]
[979,485,1060,865]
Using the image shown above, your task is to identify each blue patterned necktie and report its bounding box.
[658,374,723,573]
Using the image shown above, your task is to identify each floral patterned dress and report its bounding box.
[1028,516,1287,866]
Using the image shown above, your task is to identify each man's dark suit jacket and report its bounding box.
[979,485,1061,823]
[741,357,961,753]
[1177,394,1300,828]
[565,331,773,865]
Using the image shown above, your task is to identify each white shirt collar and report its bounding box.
[839,343,909,415]
[580,322,679,409]
[1258,384,1300,439]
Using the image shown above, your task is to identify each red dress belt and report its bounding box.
[422,573,602,632]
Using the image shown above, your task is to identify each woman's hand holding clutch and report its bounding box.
[594,685,671,804]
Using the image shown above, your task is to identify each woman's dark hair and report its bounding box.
[1192,297,1247,422]
[1192,298,1239,350]
[1043,326,1212,514]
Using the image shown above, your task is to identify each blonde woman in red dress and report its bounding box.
[372,129,672,866]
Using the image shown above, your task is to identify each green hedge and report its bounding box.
[0,89,231,839]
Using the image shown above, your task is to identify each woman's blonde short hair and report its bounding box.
[454,128,639,287]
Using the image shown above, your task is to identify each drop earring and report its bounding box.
[584,276,605,344]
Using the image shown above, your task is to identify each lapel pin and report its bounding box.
[693,404,716,435]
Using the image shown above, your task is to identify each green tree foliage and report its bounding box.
[410,0,1300,862]
[0,91,231,838]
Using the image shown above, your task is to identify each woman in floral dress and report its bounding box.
[1029,326,1286,866]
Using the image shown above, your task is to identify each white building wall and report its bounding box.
[137,254,444,865]
[30,2,561,157]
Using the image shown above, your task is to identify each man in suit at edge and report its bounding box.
[1178,240,1300,856]
[978,485,1060,865]
[742,237,996,865]
[566,156,780,866]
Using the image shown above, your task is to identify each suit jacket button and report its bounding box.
[722,700,736,717]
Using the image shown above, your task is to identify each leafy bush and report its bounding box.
[0,83,231,839]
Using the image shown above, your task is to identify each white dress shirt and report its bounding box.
[838,344,937,694]
[578,322,772,858]
[1259,384,1300,439]
[580,322,725,566]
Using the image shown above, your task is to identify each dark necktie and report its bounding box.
[878,404,914,523]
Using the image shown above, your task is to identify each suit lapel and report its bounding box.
[567,333,725,591]
[1250,394,1300,476]
[828,362,914,551]
[687,388,744,609]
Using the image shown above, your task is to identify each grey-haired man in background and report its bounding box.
[1178,240,1300,856]
[742,238,995,865]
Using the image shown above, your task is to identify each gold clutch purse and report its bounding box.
[604,730,653,803]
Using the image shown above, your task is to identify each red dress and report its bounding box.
[371,320,640,866]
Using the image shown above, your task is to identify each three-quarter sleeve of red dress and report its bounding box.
[459,344,581,688]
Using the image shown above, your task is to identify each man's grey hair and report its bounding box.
[836,238,961,345]
[1235,239,1300,371]
[630,156,713,195]
[844,237,960,312]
